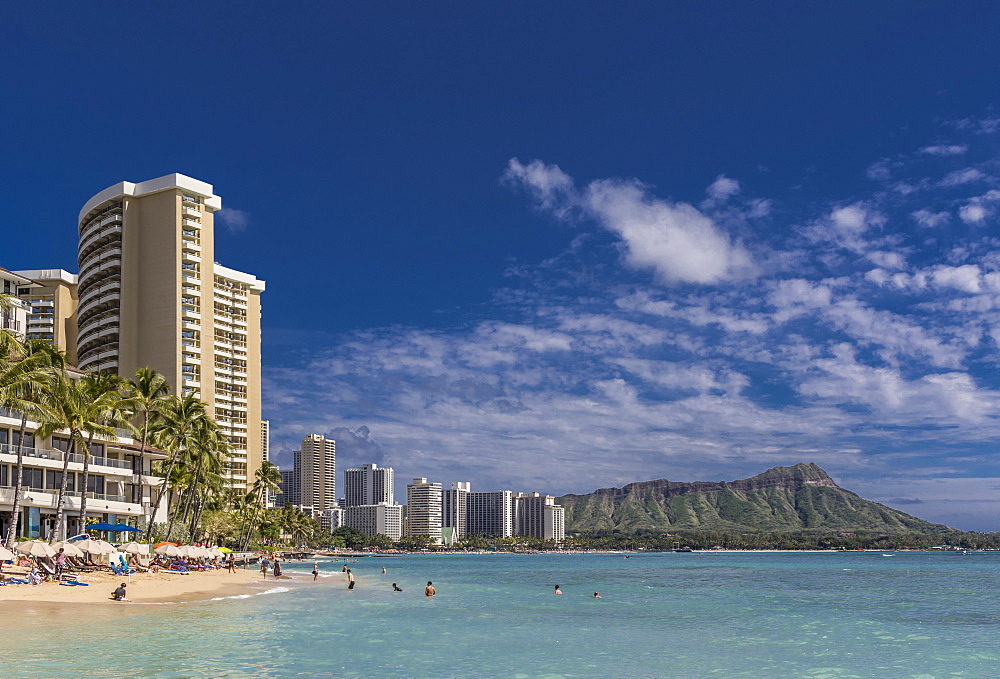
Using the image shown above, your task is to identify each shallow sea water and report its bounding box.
[4,551,999,678]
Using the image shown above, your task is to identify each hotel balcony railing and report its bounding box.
[0,443,133,470]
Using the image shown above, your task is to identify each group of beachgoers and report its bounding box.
[0,544,235,592]
[554,584,602,598]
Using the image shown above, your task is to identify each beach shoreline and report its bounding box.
[0,565,279,624]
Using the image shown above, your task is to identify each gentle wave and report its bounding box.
[211,586,290,600]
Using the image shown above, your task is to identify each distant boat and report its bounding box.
[882,554,894,557]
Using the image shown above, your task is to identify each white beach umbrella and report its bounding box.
[79,539,116,556]
[155,544,181,557]
[50,541,85,558]
[15,540,56,557]
[178,545,202,558]
[120,542,150,555]
[208,547,223,558]
[0,545,16,561]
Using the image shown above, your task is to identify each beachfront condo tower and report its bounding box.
[441,481,470,542]
[343,463,394,507]
[515,493,566,541]
[294,434,337,511]
[466,490,516,538]
[10,269,78,358]
[405,477,443,544]
[75,173,265,493]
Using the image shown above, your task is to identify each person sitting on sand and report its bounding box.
[111,582,130,601]
[27,568,44,585]
[425,581,435,597]
[554,584,562,594]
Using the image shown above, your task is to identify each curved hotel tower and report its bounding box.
[76,174,264,491]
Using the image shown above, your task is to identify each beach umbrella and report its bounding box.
[178,545,202,558]
[86,522,119,531]
[0,545,16,560]
[216,546,232,554]
[50,541,85,558]
[154,544,181,557]
[79,539,116,556]
[208,547,223,558]
[120,542,150,555]
[109,524,140,532]
[16,540,56,557]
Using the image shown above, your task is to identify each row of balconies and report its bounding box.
[78,208,122,243]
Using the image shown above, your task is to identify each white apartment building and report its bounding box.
[1,268,37,341]
[467,490,516,538]
[344,503,402,541]
[515,492,566,541]
[405,477,442,544]
[442,481,470,541]
[0,406,168,541]
[343,463,393,507]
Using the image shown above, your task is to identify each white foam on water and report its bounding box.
[211,585,290,601]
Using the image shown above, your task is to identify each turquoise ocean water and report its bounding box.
[5,551,999,678]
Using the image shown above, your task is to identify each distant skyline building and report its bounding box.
[515,493,565,541]
[278,469,299,507]
[467,490,516,538]
[344,503,403,541]
[344,463,393,507]
[295,434,337,511]
[71,173,265,492]
[405,477,442,544]
[442,481,470,541]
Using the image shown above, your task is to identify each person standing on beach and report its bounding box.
[273,559,282,579]
[55,548,66,577]
[425,581,435,597]
[313,562,319,581]
[227,554,236,572]
[261,556,271,579]
[347,569,355,590]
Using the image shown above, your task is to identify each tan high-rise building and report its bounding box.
[75,173,265,491]
[296,434,336,510]
[12,269,78,359]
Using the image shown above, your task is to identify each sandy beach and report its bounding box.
[0,564,274,620]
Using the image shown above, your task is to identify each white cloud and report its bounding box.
[505,158,757,285]
[705,175,741,202]
[215,208,250,232]
[807,203,884,254]
[959,203,988,224]
[919,144,968,156]
[866,251,907,270]
[911,209,950,228]
[939,168,986,187]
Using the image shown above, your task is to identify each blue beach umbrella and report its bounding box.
[86,522,119,531]
[110,524,140,532]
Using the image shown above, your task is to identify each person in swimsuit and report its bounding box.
[593,592,602,598]
[392,583,403,591]
[347,569,355,590]
[312,562,319,581]
[425,581,435,597]
[554,584,562,594]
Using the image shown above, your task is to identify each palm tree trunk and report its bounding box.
[144,447,181,543]
[241,503,262,551]
[51,436,76,543]
[4,414,30,547]
[78,432,96,525]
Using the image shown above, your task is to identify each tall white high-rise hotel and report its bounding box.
[76,174,265,491]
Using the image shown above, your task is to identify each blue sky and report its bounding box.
[4,3,1000,530]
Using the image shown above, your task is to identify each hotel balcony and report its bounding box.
[0,487,147,518]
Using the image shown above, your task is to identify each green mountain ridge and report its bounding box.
[557,463,949,533]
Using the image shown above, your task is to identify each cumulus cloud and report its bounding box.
[806,203,884,254]
[705,175,741,202]
[919,144,968,156]
[911,209,950,228]
[505,158,757,285]
[939,168,986,187]
[959,203,989,224]
[215,208,250,233]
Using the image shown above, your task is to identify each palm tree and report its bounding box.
[144,393,209,542]
[36,373,115,542]
[239,461,282,550]
[0,292,22,358]
[0,339,64,546]
[77,372,137,525]
[126,368,171,516]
